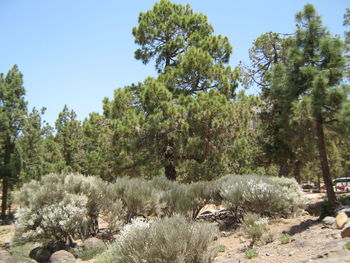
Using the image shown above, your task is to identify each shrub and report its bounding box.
[14,173,109,245]
[63,174,107,233]
[187,181,221,218]
[343,241,350,250]
[156,177,218,218]
[219,174,304,217]
[280,233,291,244]
[217,245,226,252]
[158,183,192,217]
[111,177,159,222]
[241,213,268,247]
[260,233,274,245]
[244,248,259,259]
[99,184,124,232]
[106,215,218,263]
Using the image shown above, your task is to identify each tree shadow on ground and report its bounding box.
[284,219,320,236]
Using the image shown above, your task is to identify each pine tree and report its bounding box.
[285,5,346,206]
[0,65,27,219]
[17,107,54,182]
[55,105,86,173]
[133,0,239,98]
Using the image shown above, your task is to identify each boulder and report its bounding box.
[336,206,350,217]
[83,237,106,250]
[29,246,51,263]
[336,212,348,229]
[322,216,336,228]
[50,250,75,263]
[341,222,350,238]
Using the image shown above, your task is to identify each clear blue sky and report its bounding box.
[0,0,348,126]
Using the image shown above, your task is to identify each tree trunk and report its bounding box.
[278,159,289,177]
[293,160,302,184]
[165,162,176,181]
[1,177,9,220]
[314,118,337,207]
[163,138,176,181]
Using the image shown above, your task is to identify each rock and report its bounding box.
[83,237,106,250]
[322,216,336,228]
[341,222,350,238]
[50,250,75,263]
[336,206,350,217]
[29,246,51,263]
[220,231,233,238]
[336,212,348,229]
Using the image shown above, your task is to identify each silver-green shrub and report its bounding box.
[14,173,108,245]
[219,174,304,217]
[99,184,124,232]
[111,177,159,222]
[241,213,268,247]
[155,177,218,218]
[106,215,218,263]
[157,183,192,216]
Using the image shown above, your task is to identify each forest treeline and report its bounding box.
[1,1,350,218]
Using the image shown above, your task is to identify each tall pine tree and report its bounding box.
[0,65,27,219]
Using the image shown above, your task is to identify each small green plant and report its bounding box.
[77,247,107,260]
[217,245,226,252]
[241,213,267,247]
[262,233,274,245]
[244,248,259,259]
[280,233,291,244]
[343,241,350,250]
[94,250,114,263]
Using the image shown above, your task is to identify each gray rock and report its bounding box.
[322,216,336,228]
[220,231,233,238]
[29,246,51,263]
[50,250,75,263]
[83,237,106,250]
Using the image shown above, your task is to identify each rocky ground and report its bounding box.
[1,192,350,263]
[214,215,350,263]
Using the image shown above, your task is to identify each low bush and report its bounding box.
[241,213,268,247]
[157,179,219,218]
[14,173,108,245]
[343,241,350,250]
[280,233,291,244]
[104,215,218,263]
[111,177,159,222]
[217,245,226,252]
[244,248,259,259]
[219,175,304,217]
[99,184,124,232]
[260,233,274,245]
